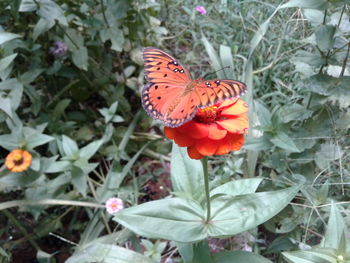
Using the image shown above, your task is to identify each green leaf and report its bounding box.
[213,251,273,263]
[66,244,154,263]
[72,47,88,71]
[0,53,17,74]
[219,45,234,79]
[210,178,263,197]
[244,136,273,151]
[109,28,125,52]
[327,76,350,108]
[114,186,300,242]
[255,101,271,128]
[282,247,338,263]
[271,132,300,152]
[113,198,206,242]
[292,51,326,68]
[0,134,19,150]
[303,9,324,26]
[192,241,213,263]
[37,0,68,26]
[176,243,193,263]
[45,160,71,173]
[79,139,104,160]
[61,135,79,157]
[0,78,24,113]
[279,104,313,123]
[0,32,21,45]
[53,99,71,119]
[315,25,336,51]
[33,18,55,40]
[19,0,37,12]
[71,165,87,196]
[37,250,53,263]
[26,133,55,150]
[208,185,301,238]
[315,143,343,170]
[202,33,224,78]
[171,143,204,201]
[322,202,349,251]
[280,0,329,10]
[100,28,124,52]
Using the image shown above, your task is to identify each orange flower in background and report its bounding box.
[5,149,32,172]
[164,98,248,159]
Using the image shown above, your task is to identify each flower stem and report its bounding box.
[201,156,211,223]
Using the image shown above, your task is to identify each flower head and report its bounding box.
[50,40,68,57]
[105,197,124,214]
[164,98,248,159]
[5,149,32,172]
[195,5,207,15]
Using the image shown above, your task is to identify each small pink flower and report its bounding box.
[195,5,207,15]
[105,197,124,214]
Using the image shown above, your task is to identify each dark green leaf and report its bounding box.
[213,251,273,263]
[315,25,336,51]
[71,166,87,196]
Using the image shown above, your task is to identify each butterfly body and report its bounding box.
[142,47,247,127]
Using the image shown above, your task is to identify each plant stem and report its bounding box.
[201,157,211,223]
[340,42,350,77]
[2,209,41,251]
[100,0,110,28]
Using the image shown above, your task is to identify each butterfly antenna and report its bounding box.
[203,66,231,79]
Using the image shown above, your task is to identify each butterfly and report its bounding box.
[142,47,247,127]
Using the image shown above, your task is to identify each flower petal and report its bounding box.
[228,133,245,151]
[215,136,232,155]
[195,138,218,156]
[164,127,176,139]
[187,146,203,160]
[220,99,248,116]
[216,115,248,134]
[178,121,209,139]
[173,132,195,147]
[208,123,227,140]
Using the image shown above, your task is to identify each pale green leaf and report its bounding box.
[271,132,300,152]
[280,0,329,10]
[171,143,204,201]
[113,198,206,242]
[72,47,88,71]
[209,185,301,238]
[0,32,21,45]
[210,178,263,197]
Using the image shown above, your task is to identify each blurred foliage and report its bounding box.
[0,0,349,262]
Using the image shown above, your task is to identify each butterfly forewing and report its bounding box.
[143,47,192,84]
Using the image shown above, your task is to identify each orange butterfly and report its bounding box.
[142,47,247,127]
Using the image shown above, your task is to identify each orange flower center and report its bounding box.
[196,106,219,123]
[12,152,24,166]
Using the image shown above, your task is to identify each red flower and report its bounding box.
[164,99,248,159]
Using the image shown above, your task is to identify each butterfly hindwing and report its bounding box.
[194,79,247,107]
[143,47,192,84]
